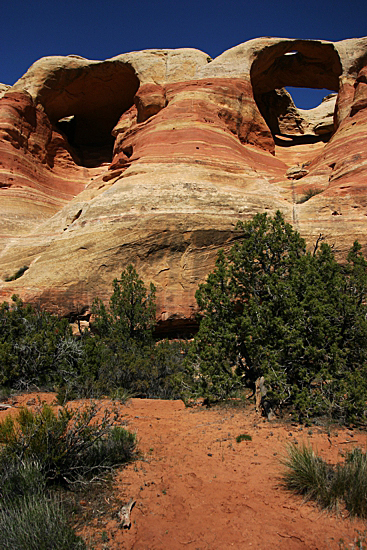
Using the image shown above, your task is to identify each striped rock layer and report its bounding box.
[1,37,367,333]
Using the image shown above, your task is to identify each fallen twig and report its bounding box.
[277,532,304,542]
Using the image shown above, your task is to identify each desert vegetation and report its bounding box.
[0,402,136,548]
[297,187,323,203]
[0,266,184,546]
[0,266,187,403]
[185,211,367,426]
[282,444,367,519]
[2,212,367,422]
[2,211,367,546]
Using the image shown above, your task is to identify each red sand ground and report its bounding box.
[1,393,367,549]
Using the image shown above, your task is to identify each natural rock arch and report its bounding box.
[250,40,342,142]
[1,38,367,334]
[250,40,342,94]
[38,60,140,149]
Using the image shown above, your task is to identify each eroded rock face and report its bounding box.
[0,90,89,235]
[256,88,337,137]
[1,38,367,333]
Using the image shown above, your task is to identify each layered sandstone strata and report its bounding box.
[1,38,367,333]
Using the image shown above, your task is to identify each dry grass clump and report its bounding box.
[282,444,367,518]
[0,492,86,550]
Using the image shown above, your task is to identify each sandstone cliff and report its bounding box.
[1,37,367,333]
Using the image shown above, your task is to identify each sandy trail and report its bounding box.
[2,394,367,549]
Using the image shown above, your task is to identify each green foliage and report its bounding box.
[190,211,367,423]
[236,434,252,442]
[282,445,367,518]
[0,402,136,549]
[297,187,323,204]
[4,265,29,282]
[92,264,156,346]
[0,458,81,548]
[0,403,136,485]
[337,448,367,517]
[0,266,187,401]
[61,265,188,400]
[67,335,188,400]
[109,387,135,403]
[106,339,186,399]
[0,295,81,390]
[0,494,86,550]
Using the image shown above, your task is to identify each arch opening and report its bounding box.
[250,41,342,149]
[39,62,140,167]
[284,87,335,109]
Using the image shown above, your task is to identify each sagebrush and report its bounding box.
[0,402,136,485]
[0,402,137,548]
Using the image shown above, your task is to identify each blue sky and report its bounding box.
[2,0,367,108]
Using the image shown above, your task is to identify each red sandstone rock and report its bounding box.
[1,38,367,332]
[0,90,86,242]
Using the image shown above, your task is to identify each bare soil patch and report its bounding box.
[1,393,367,549]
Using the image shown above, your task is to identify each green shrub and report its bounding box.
[282,445,367,518]
[107,339,188,399]
[92,264,156,346]
[0,295,82,390]
[297,188,323,204]
[189,211,367,423]
[0,268,188,402]
[236,434,252,442]
[54,265,188,401]
[0,402,136,485]
[0,494,86,550]
[0,402,137,549]
[109,387,135,403]
[4,265,29,282]
[60,334,189,401]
